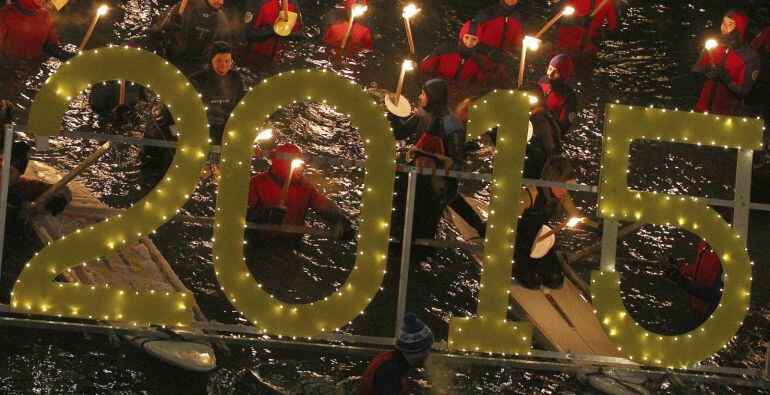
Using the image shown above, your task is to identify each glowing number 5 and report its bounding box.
[11,47,210,326]
[593,105,762,367]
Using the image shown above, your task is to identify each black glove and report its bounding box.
[247,206,287,225]
[715,66,731,86]
[45,195,68,216]
[703,65,720,80]
[1,100,13,124]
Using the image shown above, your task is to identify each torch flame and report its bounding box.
[402,60,415,71]
[254,129,273,143]
[563,6,575,16]
[291,159,305,170]
[528,95,539,105]
[403,4,420,19]
[704,39,719,50]
[523,35,541,51]
[97,5,109,16]
[567,217,585,228]
[352,4,367,18]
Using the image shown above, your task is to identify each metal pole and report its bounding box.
[599,219,618,272]
[395,169,418,334]
[733,148,753,241]
[0,124,14,277]
[764,343,770,379]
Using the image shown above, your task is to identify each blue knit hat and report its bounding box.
[395,313,433,353]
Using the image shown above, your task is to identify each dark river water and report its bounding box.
[1,0,770,393]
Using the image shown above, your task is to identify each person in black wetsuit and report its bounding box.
[148,0,230,73]
[189,41,245,145]
[388,79,486,239]
[513,157,599,290]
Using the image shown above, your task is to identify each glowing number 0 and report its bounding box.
[447,91,534,355]
[213,70,395,337]
[593,105,762,367]
[11,47,210,326]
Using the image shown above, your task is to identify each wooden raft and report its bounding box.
[24,161,211,328]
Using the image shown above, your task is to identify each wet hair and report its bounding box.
[422,79,450,116]
[541,156,575,182]
[207,41,232,60]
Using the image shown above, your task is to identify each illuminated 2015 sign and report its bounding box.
[10,47,763,367]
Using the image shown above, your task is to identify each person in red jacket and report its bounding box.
[241,0,305,64]
[555,0,619,57]
[692,9,760,116]
[246,143,353,243]
[461,0,522,58]
[538,54,578,134]
[1,141,71,228]
[748,26,770,162]
[321,0,374,52]
[421,21,488,83]
[357,313,433,395]
[0,0,72,61]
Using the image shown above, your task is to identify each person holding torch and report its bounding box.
[554,0,619,58]
[246,143,354,243]
[0,0,74,60]
[461,0,523,59]
[692,9,759,116]
[420,21,489,83]
[321,0,374,52]
[241,0,305,64]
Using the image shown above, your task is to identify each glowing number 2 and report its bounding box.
[11,47,210,326]
[593,105,762,367]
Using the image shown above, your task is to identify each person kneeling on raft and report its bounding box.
[1,141,71,229]
[513,157,599,290]
[190,41,245,146]
[245,143,354,245]
[357,313,433,395]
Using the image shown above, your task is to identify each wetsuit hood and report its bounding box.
[7,141,31,174]
[207,41,232,61]
[724,9,749,43]
[270,143,303,182]
[422,79,449,116]
[549,54,574,83]
[458,20,480,52]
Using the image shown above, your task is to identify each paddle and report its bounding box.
[273,0,299,37]
[26,141,112,212]
[566,221,645,264]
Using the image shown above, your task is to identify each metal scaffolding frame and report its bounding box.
[1,124,769,388]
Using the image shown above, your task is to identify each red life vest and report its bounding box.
[420,43,488,82]
[679,241,722,315]
[321,9,373,51]
[357,351,409,395]
[694,44,760,115]
[0,2,59,60]
[555,0,618,55]
[461,4,522,54]
[242,0,302,62]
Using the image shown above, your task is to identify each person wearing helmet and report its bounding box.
[537,54,578,134]
[692,9,760,115]
[420,21,489,83]
[321,0,374,52]
[241,0,305,63]
[357,313,433,395]
[0,0,74,61]
[1,141,71,228]
[148,0,230,72]
[190,41,245,145]
[555,0,619,57]
[462,0,523,58]
[246,143,354,243]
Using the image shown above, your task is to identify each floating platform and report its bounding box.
[24,161,217,373]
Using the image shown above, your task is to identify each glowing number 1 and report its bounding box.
[11,47,209,326]
[593,105,762,367]
[447,91,534,355]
